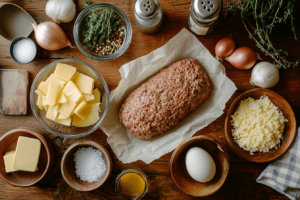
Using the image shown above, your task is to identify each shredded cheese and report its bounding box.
[231,96,287,155]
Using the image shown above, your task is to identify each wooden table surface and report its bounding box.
[0,0,299,199]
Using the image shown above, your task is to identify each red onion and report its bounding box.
[215,34,235,59]
[227,47,257,70]
[32,22,72,51]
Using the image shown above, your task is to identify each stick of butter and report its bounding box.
[13,136,41,172]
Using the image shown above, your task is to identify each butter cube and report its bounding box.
[38,82,48,95]
[74,100,92,120]
[62,81,79,96]
[3,151,18,173]
[44,105,49,111]
[14,136,41,172]
[39,74,66,95]
[37,95,44,110]
[35,89,45,96]
[54,63,77,81]
[89,89,101,104]
[74,72,94,94]
[58,113,68,119]
[58,93,67,104]
[83,93,95,102]
[51,103,59,110]
[68,90,83,104]
[42,96,48,106]
[55,117,71,126]
[46,81,61,106]
[37,81,46,94]
[47,74,66,85]
[72,103,100,127]
[57,100,76,117]
[46,106,59,121]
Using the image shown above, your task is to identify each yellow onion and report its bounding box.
[32,22,72,50]
[215,34,235,59]
[227,47,257,70]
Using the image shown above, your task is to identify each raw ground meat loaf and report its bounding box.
[119,59,213,140]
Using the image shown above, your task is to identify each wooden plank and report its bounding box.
[0,69,28,115]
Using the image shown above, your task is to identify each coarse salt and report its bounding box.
[12,39,36,63]
[73,147,106,182]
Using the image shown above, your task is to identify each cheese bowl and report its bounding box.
[225,88,296,163]
[30,59,110,138]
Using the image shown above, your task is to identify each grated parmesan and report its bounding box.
[231,96,287,155]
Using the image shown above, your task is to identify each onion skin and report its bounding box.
[215,34,235,59]
[32,22,72,51]
[250,62,280,88]
[227,47,257,70]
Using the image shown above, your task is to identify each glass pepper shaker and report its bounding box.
[188,0,223,35]
[134,0,163,34]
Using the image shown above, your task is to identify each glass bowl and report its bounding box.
[73,3,132,61]
[115,169,148,199]
[30,59,110,138]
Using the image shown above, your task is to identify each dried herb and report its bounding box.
[82,0,121,49]
[225,0,299,69]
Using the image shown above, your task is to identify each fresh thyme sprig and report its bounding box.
[82,0,121,49]
[225,0,299,69]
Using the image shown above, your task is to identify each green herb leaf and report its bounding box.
[224,0,299,69]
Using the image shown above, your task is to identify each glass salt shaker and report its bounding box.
[188,0,223,35]
[134,0,163,34]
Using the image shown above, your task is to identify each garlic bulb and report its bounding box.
[45,0,76,24]
[250,61,280,88]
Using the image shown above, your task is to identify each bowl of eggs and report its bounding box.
[169,135,229,197]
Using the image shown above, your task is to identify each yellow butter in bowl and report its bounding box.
[36,63,101,127]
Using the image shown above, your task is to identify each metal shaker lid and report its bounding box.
[135,0,157,18]
[193,0,221,19]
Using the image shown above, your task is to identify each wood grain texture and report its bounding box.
[0,0,299,199]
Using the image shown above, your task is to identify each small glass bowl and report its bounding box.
[115,169,148,199]
[73,3,132,61]
[30,59,110,139]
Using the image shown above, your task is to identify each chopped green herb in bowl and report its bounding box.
[73,1,132,61]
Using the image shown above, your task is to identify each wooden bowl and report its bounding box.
[0,128,54,187]
[61,140,113,191]
[225,88,297,163]
[170,135,229,197]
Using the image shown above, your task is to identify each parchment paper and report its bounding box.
[100,28,237,164]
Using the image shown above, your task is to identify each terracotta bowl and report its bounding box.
[0,128,54,187]
[170,135,229,197]
[61,140,113,191]
[225,88,297,163]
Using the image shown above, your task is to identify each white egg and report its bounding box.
[185,147,216,182]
